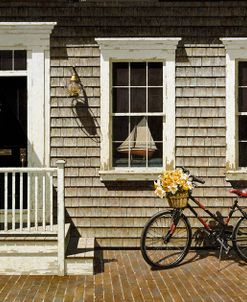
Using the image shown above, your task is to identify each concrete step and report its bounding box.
[65,237,95,275]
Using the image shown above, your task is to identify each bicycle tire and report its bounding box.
[233,216,247,261]
[140,210,192,269]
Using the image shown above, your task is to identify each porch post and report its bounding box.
[57,160,66,276]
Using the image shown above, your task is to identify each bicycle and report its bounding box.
[140,167,247,269]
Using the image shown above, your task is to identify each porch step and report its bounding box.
[0,223,71,275]
[65,237,95,275]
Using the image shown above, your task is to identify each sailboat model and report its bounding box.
[117,117,157,157]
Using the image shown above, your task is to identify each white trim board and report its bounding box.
[221,38,247,172]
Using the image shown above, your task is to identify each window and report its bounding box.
[112,62,163,169]
[0,22,56,167]
[0,50,26,70]
[221,38,247,173]
[238,62,247,167]
[96,38,181,181]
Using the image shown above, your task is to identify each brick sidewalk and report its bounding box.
[0,249,246,301]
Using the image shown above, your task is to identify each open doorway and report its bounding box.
[0,77,27,209]
[0,77,27,167]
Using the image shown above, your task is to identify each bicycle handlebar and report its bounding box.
[181,167,205,184]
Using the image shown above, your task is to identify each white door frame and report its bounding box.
[0,22,56,167]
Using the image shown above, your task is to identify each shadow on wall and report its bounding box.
[71,83,100,144]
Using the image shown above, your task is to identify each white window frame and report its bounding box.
[0,22,56,167]
[221,38,247,182]
[96,38,181,181]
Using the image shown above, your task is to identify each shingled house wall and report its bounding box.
[0,0,246,246]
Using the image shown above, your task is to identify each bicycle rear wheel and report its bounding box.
[140,210,192,269]
[233,216,247,261]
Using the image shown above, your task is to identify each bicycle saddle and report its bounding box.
[229,188,247,197]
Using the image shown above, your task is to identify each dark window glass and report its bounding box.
[148,142,162,167]
[130,88,146,112]
[148,116,163,141]
[112,88,129,113]
[112,116,128,141]
[239,116,247,141]
[239,88,247,112]
[112,63,128,86]
[148,88,163,112]
[148,62,162,86]
[130,62,146,86]
[239,142,247,167]
[0,51,12,70]
[112,142,128,167]
[239,62,247,86]
[14,50,27,70]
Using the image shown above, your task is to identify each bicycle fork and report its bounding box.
[163,209,183,244]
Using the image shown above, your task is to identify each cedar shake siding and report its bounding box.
[0,0,246,246]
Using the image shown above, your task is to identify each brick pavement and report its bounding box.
[0,249,246,301]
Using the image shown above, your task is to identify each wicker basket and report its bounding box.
[167,191,189,208]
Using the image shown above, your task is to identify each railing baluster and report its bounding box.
[50,174,53,231]
[12,173,16,230]
[0,166,61,236]
[4,173,8,231]
[27,173,31,230]
[34,175,38,231]
[20,173,23,231]
[42,174,46,231]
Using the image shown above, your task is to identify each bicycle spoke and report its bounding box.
[141,211,191,268]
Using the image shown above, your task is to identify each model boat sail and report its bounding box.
[117,117,157,157]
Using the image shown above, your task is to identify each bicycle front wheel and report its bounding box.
[233,216,247,261]
[140,210,192,269]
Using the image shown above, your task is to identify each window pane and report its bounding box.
[148,88,163,112]
[130,154,146,167]
[14,50,26,70]
[239,62,247,86]
[239,116,247,141]
[148,142,162,167]
[0,51,12,70]
[130,88,146,112]
[112,63,128,86]
[148,116,163,141]
[148,62,162,86]
[113,142,128,167]
[113,88,129,113]
[130,62,146,86]
[130,116,147,161]
[239,142,247,167]
[239,88,247,112]
[112,116,128,141]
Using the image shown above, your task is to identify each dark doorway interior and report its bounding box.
[0,77,27,167]
[0,77,27,209]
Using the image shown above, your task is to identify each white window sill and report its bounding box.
[99,169,163,181]
[226,170,247,181]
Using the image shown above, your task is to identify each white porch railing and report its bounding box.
[0,160,65,275]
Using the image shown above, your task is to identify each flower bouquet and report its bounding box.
[154,168,194,208]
